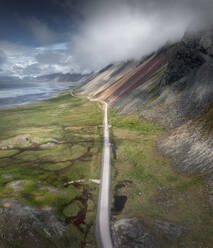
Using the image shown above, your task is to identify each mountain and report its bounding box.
[33,72,91,83]
[80,29,213,174]
[77,29,213,247]
[0,75,22,83]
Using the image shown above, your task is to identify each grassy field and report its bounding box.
[109,110,213,248]
[0,93,103,248]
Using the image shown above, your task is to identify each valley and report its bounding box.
[0,27,213,248]
[0,93,103,247]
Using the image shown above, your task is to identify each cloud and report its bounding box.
[70,0,213,71]
[27,18,56,45]
[36,51,64,65]
[0,41,80,77]
[1,0,213,77]
[22,61,77,77]
[33,49,81,75]
[21,63,42,76]
[0,49,7,66]
[0,41,34,57]
[0,41,36,77]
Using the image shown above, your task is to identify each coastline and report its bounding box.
[0,86,74,109]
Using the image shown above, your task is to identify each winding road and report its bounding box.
[96,101,113,248]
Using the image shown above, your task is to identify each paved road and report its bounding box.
[96,101,113,248]
[70,89,74,97]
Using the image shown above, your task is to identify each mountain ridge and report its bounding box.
[32,72,91,83]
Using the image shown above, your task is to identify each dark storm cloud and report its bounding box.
[0,0,76,46]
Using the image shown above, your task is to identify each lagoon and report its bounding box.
[0,81,72,108]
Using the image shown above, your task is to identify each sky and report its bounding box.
[0,0,213,78]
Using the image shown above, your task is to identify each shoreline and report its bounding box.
[0,87,74,110]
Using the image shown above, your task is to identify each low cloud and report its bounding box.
[31,49,81,75]
[0,41,80,77]
[1,0,213,77]
[36,51,64,64]
[70,0,213,71]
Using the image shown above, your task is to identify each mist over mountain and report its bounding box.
[1,0,213,78]
[70,0,213,71]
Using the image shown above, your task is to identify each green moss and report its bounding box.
[0,150,19,158]
[22,180,37,192]
[63,201,82,217]
[0,93,102,246]
[109,111,165,135]
[110,110,213,248]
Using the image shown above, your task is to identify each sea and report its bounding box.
[0,81,73,109]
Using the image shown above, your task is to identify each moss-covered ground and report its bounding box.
[109,110,213,248]
[0,93,103,247]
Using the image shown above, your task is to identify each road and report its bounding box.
[70,89,74,97]
[96,101,113,248]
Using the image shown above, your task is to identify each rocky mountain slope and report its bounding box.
[78,29,213,247]
[80,29,213,175]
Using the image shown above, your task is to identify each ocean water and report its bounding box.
[0,81,72,108]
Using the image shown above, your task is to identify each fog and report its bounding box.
[70,0,213,71]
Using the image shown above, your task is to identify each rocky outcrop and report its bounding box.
[0,199,72,248]
[154,220,188,241]
[112,218,188,248]
[112,218,160,248]
[0,135,31,149]
[159,117,213,174]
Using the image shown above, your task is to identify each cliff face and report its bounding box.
[80,29,213,177]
